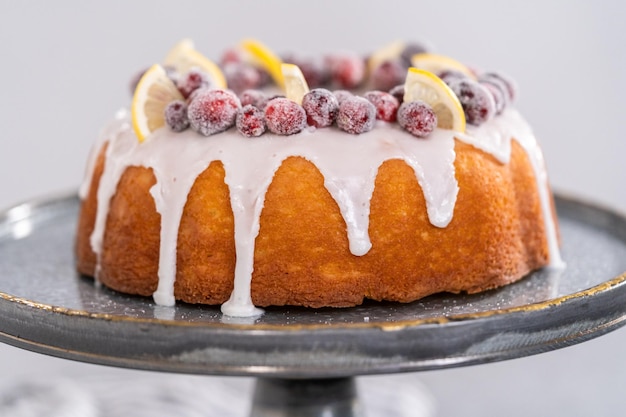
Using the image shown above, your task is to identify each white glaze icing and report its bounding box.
[82,108,563,317]
[463,111,565,269]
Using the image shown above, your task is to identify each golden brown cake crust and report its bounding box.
[76,139,552,308]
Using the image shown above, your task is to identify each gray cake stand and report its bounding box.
[0,193,625,416]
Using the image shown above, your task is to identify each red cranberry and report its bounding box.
[400,42,429,67]
[480,72,517,102]
[371,59,406,92]
[255,67,272,87]
[389,84,405,104]
[333,90,354,105]
[188,89,241,136]
[479,81,506,115]
[186,88,203,105]
[479,75,511,109]
[264,98,307,135]
[336,96,376,134]
[300,58,330,88]
[224,62,262,94]
[364,91,399,122]
[236,105,267,137]
[163,65,179,82]
[239,89,269,109]
[283,54,330,88]
[438,69,469,86]
[448,79,496,125]
[164,100,189,132]
[177,69,211,99]
[220,48,243,66]
[302,88,339,128]
[327,54,366,89]
[397,101,437,138]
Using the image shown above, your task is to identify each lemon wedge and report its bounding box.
[164,38,227,89]
[131,64,184,142]
[239,38,284,88]
[367,40,405,73]
[281,63,310,105]
[403,67,466,132]
[411,53,475,79]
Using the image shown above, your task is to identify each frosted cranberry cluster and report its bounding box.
[134,42,517,139]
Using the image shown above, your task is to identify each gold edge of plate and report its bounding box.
[0,271,625,333]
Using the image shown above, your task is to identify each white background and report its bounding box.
[0,1,625,416]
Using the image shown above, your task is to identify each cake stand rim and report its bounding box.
[0,190,624,331]
[0,191,625,378]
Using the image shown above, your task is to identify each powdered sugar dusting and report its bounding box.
[264,98,307,135]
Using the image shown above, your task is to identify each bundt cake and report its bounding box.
[75,39,564,317]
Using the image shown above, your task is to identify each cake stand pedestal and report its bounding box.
[0,193,625,416]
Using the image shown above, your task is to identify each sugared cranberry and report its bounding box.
[301,58,330,88]
[480,72,517,102]
[236,105,266,138]
[264,98,307,135]
[283,54,330,88]
[336,96,377,134]
[327,54,366,89]
[400,42,429,67]
[186,87,203,105]
[479,75,511,111]
[397,101,437,138]
[224,63,262,94]
[220,48,243,66]
[188,89,241,136]
[448,79,496,125]
[302,88,339,128]
[364,91,399,122]
[389,84,405,104]
[479,80,506,115]
[255,67,272,88]
[164,100,189,132]
[177,69,211,99]
[239,89,269,109]
[371,59,406,92]
[163,66,178,79]
[333,90,354,105]
[438,69,469,86]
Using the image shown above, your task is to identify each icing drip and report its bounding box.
[79,109,129,200]
[88,116,134,281]
[85,109,563,317]
[462,110,565,269]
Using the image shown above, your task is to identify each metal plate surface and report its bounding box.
[0,193,625,377]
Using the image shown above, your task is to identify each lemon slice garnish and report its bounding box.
[131,64,183,142]
[367,40,405,73]
[239,38,284,88]
[411,53,475,79]
[281,63,310,105]
[404,67,466,132]
[164,38,227,89]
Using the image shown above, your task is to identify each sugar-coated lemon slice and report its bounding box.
[367,40,405,73]
[239,38,284,88]
[404,67,466,132]
[164,38,227,89]
[131,64,184,142]
[281,63,310,105]
[411,53,475,79]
